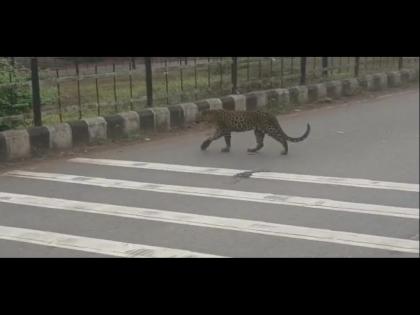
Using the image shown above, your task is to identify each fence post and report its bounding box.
[144,57,153,107]
[75,61,82,119]
[300,57,307,85]
[322,57,328,78]
[354,57,360,77]
[398,57,403,70]
[131,57,136,70]
[8,58,16,105]
[30,58,42,127]
[231,57,238,94]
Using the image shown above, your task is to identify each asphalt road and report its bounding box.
[0,89,418,257]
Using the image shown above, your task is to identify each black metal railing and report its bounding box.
[0,56,418,130]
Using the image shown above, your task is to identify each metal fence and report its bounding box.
[0,57,418,130]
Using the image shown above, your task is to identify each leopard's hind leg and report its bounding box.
[221,134,231,153]
[248,129,265,152]
[267,129,288,155]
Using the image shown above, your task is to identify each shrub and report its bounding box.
[0,58,32,130]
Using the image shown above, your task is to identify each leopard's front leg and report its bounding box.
[201,128,226,151]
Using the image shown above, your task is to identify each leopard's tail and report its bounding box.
[284,123,311,142]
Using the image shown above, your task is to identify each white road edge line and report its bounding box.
[0,192,418,254]
[5,170,419,219]
[68,158,419,192]
[0,224,222,258]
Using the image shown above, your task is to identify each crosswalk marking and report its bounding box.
[5,170,419,219]
[0,225,222,258]
[0,192,418,253]
[69,158,420,192]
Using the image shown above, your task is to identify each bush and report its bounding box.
[0,58,32,130]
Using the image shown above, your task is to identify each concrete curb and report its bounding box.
[245,91,268,111]
[359,74,374,91]
[266,89,290,106]
[387,71,402,88]
[289,86,309,105]
[325,80,343,99]
[372,73,388,91]
[342,78,360,96]
[1,68,418,162]
[308,83,327,102]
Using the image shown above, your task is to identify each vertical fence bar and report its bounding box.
[164,58,169,104]
[8,57,16,106]
[332,58,336,78]
[219,59,223,92]
[207,57,211,88]
[128,62,133,110]
[398,57,403,70]
[347,56,351,74]
[364,57,368,73]
[131,57,136,70]
[312,57,317,81]
[322,57,328,79]
[9,57,16,111]
[112,63,118,113]
[300,57,307,85]
[8,58,15,105]
[8,60,13,83]
[231,57,238,94]
[30,58,42,126]
[55,69,63,122]
[144,57,153,107]
[75,61,82,120]
[354,57,360,77]
[179,58,184,102]
[291,57,295,85]
[269,57,274,88]
[258,58,262,80]
[280,57,284,88]
[291,57,294,74]
[95,64,100,116]
[247,57,250,82]
[270,57,273,77]
[194,58,198,100]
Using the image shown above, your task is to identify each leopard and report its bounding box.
[199,109,310,155]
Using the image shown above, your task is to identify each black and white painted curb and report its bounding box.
[1,68,418,162]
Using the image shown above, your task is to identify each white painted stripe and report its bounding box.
[0,192,417,254]
[5,170,419,219]
[69,158,419,192]
[0,224,221,258]
[70,157,241,176]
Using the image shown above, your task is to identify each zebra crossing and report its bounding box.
[0,157,418,257]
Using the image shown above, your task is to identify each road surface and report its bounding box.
[0,89,418,257]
